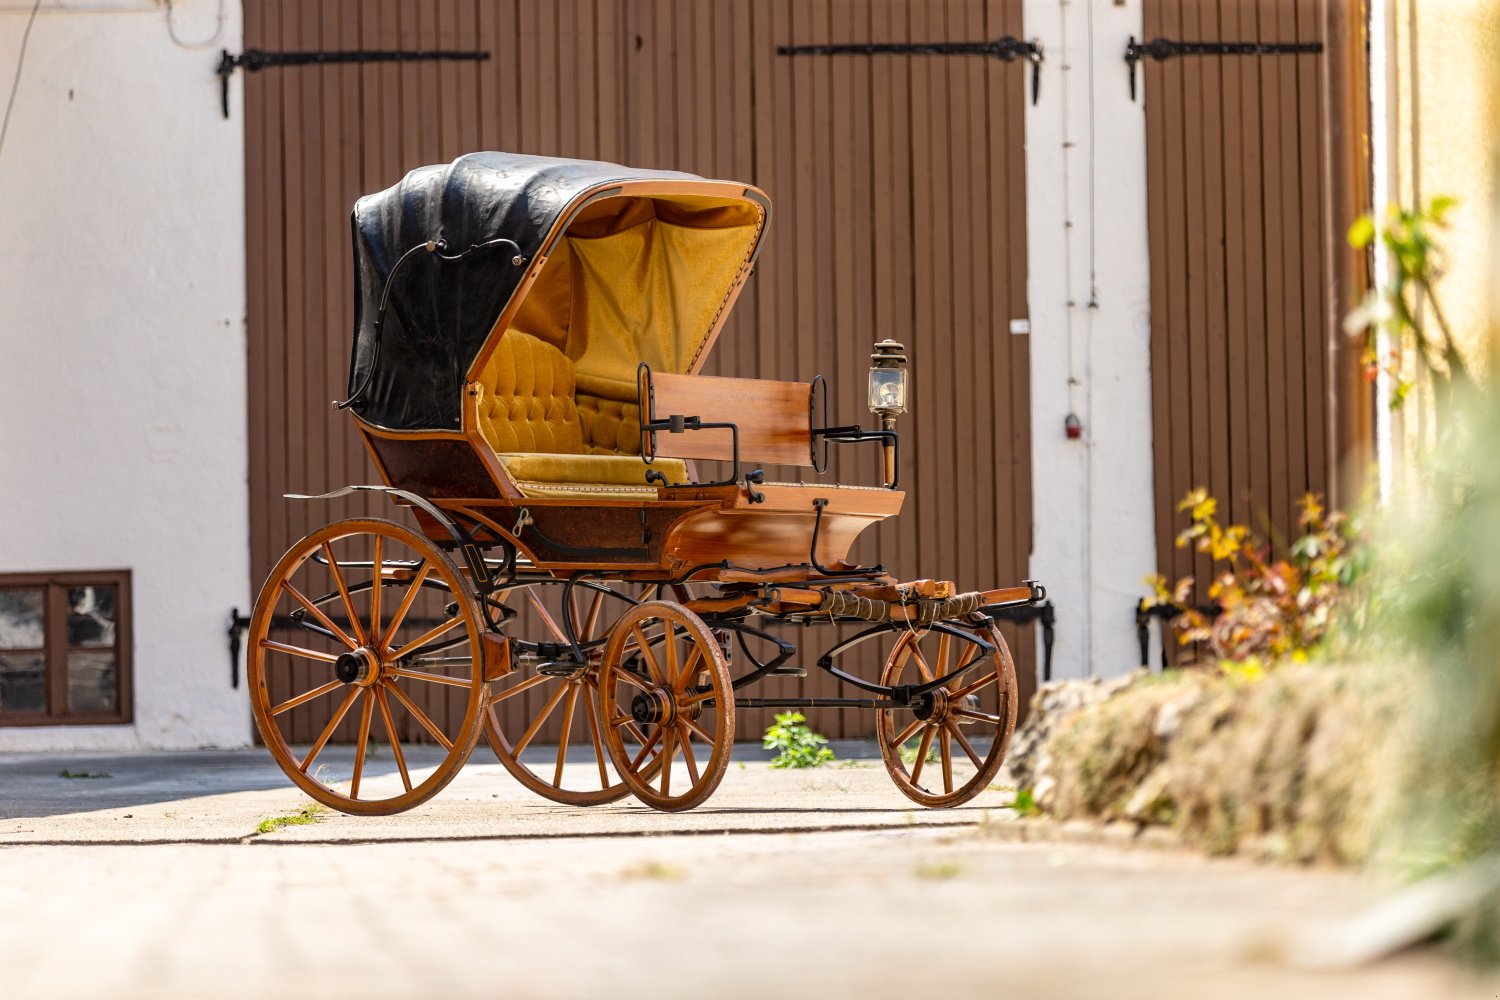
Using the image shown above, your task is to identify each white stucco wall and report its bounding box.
[1023,0,1158,678]
[0,0,249,749]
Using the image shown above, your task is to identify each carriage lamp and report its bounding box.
[868,339,907,488]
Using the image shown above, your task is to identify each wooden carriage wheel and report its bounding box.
[247,518,487,815]
[597,601,735,812]
[875,623,1019,808]
[482,580,649,805]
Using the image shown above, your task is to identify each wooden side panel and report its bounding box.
[244,0,1033,742]
[1142,0,1335,653]
[644,373,814,467]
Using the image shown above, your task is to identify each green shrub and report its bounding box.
[762,711,835,769]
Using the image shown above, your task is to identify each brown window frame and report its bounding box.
[0,570,133,727]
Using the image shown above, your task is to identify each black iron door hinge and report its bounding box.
[216,47,491,119]
[778,36,1045,105]
[1124,35,1323,101]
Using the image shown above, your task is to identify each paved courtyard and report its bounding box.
[0,745,1490,999]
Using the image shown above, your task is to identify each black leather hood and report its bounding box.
[348,151,702,432]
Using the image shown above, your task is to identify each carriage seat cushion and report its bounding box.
[498,452,688,490]
[476,332,586,455]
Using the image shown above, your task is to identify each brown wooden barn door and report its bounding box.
[243,0,1033,744]
[1140,0,1331,647]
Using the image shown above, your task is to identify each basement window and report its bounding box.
[0,571,132,726]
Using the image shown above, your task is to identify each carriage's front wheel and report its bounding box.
[597,602,735,812]
[875,622,1019,808]
[247,518,487,815]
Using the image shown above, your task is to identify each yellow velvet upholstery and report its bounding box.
[475,333,583,455]
[576,393,643,455]
[498,453,686,488]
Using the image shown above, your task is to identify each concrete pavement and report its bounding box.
[0,745,1490,999]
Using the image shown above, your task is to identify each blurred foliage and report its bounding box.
[1149,490,1365,667]
[1344,197,1500,960]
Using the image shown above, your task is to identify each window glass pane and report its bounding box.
[67,651,117,713]
[0,589,44,649]
[68,585,117,648]
[0,652,46,712]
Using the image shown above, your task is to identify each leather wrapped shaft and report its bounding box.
[817,589,985,625]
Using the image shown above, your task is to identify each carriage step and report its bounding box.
[767,665,806,677]
[536,659,588,677]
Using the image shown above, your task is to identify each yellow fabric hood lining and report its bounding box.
[496,192,763,404]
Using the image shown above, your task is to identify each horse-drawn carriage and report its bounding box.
[246,152,1044,814]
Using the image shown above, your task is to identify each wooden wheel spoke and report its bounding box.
[368,536,383,646]
[390,615,465,660]
[582,590,605,643]
[953,708,1002,726]
[909,725,937,786]
[322,542,368,646]
[553,684,581,788]
[629,727,663,771]
[680,716,713,746]
[271,679,344,717]
[632,627,666,685]
[935,632,952,678]
[299,686,362,775]
[281,580,359,651]
[674,647,703,692]
[677,724,699,784]
[624,720,652,747]
[513,682,570,757]
[659,728,675,796]
[491,673,552,703]
[380,560,431,647]
[374,686,412,794]
[583,684,610,788]
[888,716,923,752]
[525,588,568,644]
[945,719,984,770]
[952,671,999,699]
[259,639,340,664]
[661,624,680,689]
[613,668,653,693]
[910,647,936,683]
[350,691,376,799]
[940,728,954,794]
[386,666,471,689]
[386,681,454,751]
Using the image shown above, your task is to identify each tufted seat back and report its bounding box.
[475,333,585,455]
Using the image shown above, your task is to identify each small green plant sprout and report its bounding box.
[913,860,967,880]
[255,804,327,835]
[58,769,112,779]
[762,711,835,769]
[619,860,685,881]
[1011,788,1041,817]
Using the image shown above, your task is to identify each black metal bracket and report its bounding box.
[1135,598,1222,668]
[1124,35,1323,101]
[984,599,1056,682]
[216,47,491,119]
[777,35,1044,105]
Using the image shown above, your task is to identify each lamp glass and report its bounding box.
[868,366,907,415]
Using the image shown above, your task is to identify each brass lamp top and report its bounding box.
[870,339,907,367]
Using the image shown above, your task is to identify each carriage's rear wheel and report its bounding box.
[875,622,1018,808]
[482,580,647,805]
[597,602,735,812]
[247,518,487,815]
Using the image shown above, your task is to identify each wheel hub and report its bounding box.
[630,689,677,727]
[334,647,382,687]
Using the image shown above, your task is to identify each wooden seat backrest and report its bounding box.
[640,371,814,468]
